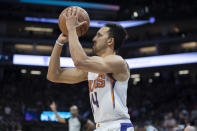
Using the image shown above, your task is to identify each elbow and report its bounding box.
[47,68,62,82]
[47,74,51,81]
[74,60,82,68]
[73,57,88,69]
[47,73,57,82]
[47,75,54,82]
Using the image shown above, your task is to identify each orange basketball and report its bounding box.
[58,6,90,37]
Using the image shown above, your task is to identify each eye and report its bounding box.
[97,33,102,37]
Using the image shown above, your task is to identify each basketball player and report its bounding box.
[50,101,95,131]
[47,7,134,131]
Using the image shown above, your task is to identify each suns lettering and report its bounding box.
[96,74,105,88]
[89,74,105,92]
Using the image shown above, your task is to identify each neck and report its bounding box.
[97,47,115,57]
[72,115,77,118]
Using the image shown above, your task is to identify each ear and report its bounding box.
[107,37,114,46]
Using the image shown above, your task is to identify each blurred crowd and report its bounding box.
[128,71,197,131]
[0,67,197,131]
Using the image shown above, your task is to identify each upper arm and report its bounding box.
[49,68,87,84]
[75,55,128,74]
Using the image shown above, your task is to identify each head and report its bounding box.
[92,23,127,55]
[167,112,173,119]
[69,105,78,117]
[180,110,189,119]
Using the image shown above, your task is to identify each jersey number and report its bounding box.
[90,92,99,113]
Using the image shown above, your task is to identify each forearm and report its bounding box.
[52,109,65,123]
[68,30,88,64]
[47,43,63,80]
[86,126,94,131]
[54,110,62,121]
[86,120,95,131]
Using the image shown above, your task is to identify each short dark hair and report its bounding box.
[105,23,128,50]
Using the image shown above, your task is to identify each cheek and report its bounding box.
[96,38,106,48]
[98,38,105,44]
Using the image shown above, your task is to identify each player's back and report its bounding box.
[88,72,130,123]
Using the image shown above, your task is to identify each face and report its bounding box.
[92,27,110,54]
[70,106,78,117]
[167,112,173,118]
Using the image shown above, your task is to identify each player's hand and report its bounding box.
[64,7,87,31]
[50,101,57,111]
[57,33,68,44]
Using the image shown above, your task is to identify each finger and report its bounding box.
[78,21,87,27]
[65,9,69,17]
[71,7,76,16]
[75,7,79,17]
[67,7,72,16]
[63,13,67,21]
[70,7,73,16]
[73,7,77,16]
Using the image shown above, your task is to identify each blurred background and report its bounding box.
[0,0,197,131]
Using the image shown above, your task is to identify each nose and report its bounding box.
[92,36,96,43]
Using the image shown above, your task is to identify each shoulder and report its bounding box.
[105,55,130,81]
[104,55,124,61]
[90,55,127,72]
[104,55,126,67]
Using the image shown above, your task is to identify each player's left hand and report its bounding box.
[50,101,57,111]
[64,7,87,32]
[57,33,68,44]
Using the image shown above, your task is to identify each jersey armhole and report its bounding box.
[106,73,117,82]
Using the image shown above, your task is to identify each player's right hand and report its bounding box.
[50,101,57,111]
[57,33,68,44]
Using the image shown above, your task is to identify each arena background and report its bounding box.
[0,0,197,130]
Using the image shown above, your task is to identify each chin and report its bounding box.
[93,48,97,54]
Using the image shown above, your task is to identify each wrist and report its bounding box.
[56,40,64,46]
[68,29,77,35]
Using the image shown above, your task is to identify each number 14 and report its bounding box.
[90,92,99,113]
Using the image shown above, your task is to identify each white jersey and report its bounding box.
[88,72,130,123]
[68,117,80,131]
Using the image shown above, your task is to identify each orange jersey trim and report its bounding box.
[106,74,116,109]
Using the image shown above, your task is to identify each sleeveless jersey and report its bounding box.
[88,72,130,123]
